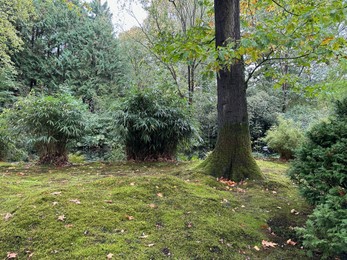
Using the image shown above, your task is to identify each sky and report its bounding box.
[103,0,148,32]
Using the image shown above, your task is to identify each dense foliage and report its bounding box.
[289,98,347,258]
[13,0,127,109]
[116,89,194,161]
[263,117,304,160]
[6,94,88,165]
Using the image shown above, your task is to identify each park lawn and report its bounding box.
[0,160,311,259]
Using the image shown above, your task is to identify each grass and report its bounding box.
[0,160,311,259]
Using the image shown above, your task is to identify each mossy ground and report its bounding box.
[0,160,311,259]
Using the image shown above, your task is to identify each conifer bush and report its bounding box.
[7,93,87,165]
[116,89,193,161]
[289,98,347,258]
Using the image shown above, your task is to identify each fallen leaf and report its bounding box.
[236,187,246,193]
[7,252,17,259]
[130,182,135,186]
[291,209,299,215]
[69,199,81,204]
[126,215,135,220]
[286,239,297,246]
[51,191,62,196]
[4,213,13,221]
[241,205,246,208]
[18,172,25,176]
[104,200,113,204]
[187,222,193,228]
[149,203,157,208]
[157,193,163,197]
[147,243,155,247]
[58,215,66,221]
[254,246,260,251]
[272,191,277,194]
[65,224,73,228]
[52,201,58,206]
[262,240,278,248]
[140,232,148,238]
[218,177,237,187]
[106,253,114,259]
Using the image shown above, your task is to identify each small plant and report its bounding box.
[289,98,347,259]
[115,88,194,161]
[7,93,88,165]
[68,153,86,164]
[263,117,304,160]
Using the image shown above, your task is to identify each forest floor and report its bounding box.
[0,160,312,259]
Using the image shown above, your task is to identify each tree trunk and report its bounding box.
[199,0,262,181]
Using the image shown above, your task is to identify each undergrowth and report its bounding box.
[0,160,311,259]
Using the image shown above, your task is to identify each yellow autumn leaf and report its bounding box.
[321,37,334,45]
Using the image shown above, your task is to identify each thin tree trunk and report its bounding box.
[199,0,262,181]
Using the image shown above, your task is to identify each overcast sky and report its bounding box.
[103,0,147,32]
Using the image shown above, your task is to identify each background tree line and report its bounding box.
[0,0,345,163]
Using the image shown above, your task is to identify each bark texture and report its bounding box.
[199,0,263,181]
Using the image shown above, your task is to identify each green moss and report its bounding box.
[198,123,263,181]
[0,161,310,259]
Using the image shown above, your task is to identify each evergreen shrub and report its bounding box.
[289,98,347,258]
[116,89,194,161]
[263,117,304,160]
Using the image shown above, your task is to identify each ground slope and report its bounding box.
[0,160,311,259]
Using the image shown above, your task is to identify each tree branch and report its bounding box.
[271,0,299,16]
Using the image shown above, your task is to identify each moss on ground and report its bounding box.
[0,160,311,259]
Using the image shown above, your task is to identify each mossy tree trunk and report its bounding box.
[199,0,263,181]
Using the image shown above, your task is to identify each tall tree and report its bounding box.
[13,0,128,109]
[199,0,263,181]
[0,0,34,110]
[126,0,212,103]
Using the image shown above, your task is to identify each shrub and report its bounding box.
[8,93,88,165]
[263,117,304,160]
[289,98,347,258]
[295,195,347,259]
[248,90,281,146]
[289,99,347,205]
[0,116,11,160]
[0,115,27,161]
[116,88,194,161]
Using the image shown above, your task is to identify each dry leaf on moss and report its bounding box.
[58,215,66,221]
[7,252,17,259]
[69,199,81,204]
[4,213,13,221]
[262,240,277,248]
[287,239,297,246]
[126,215,135,220]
